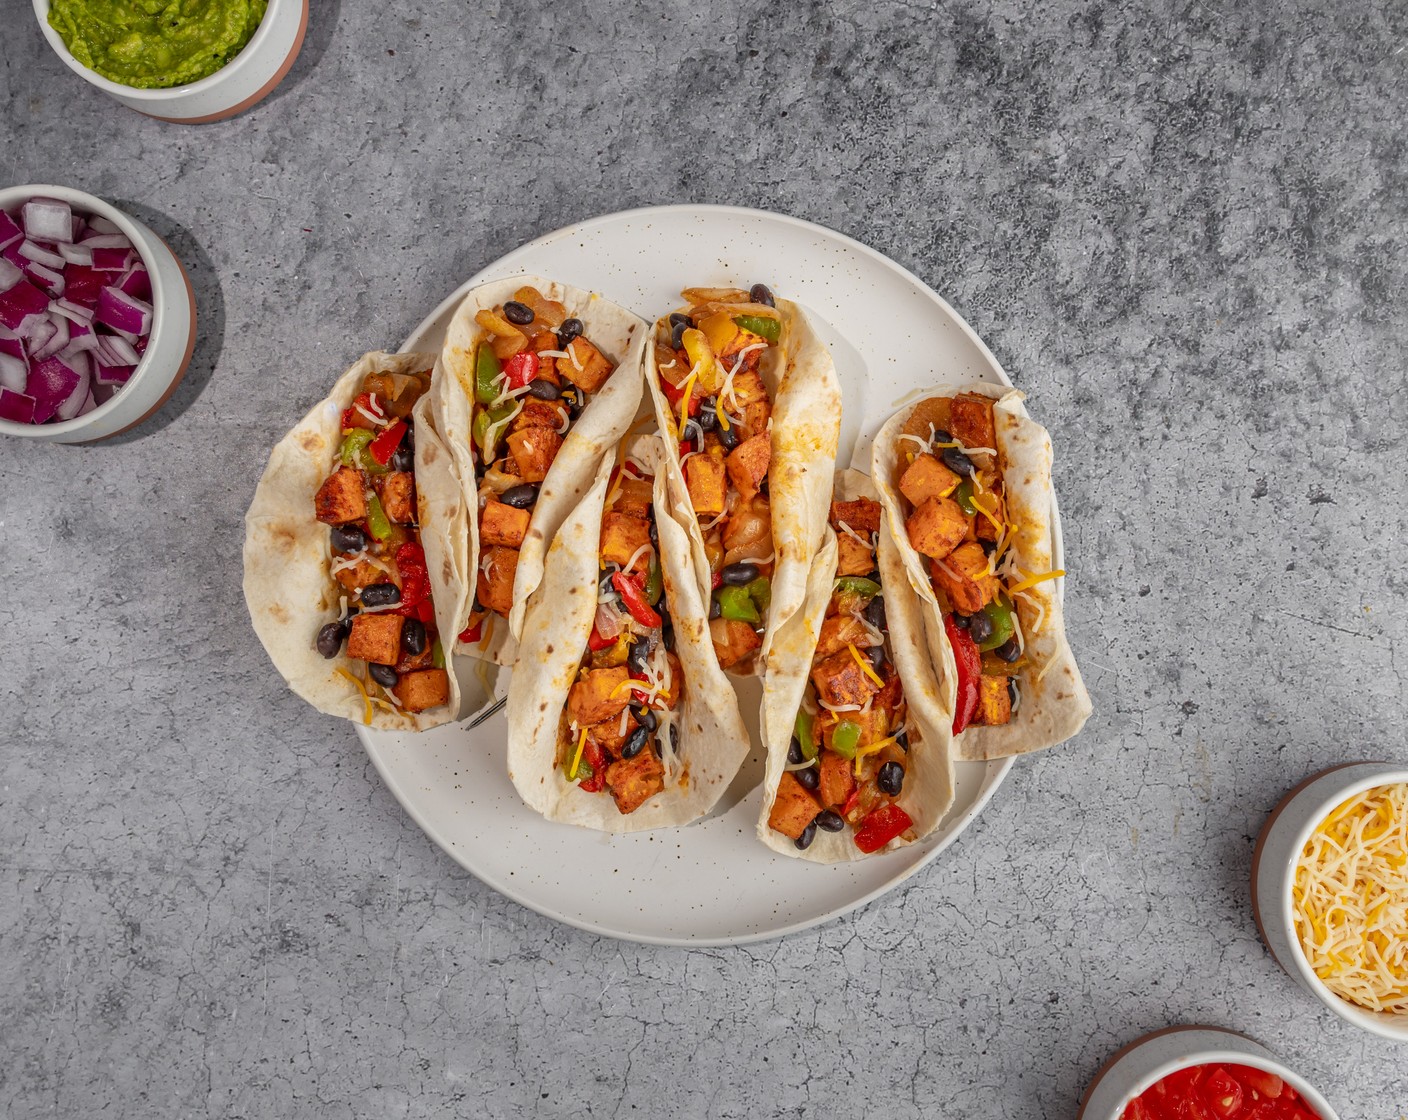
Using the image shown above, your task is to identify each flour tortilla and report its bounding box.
[435,276,649,665]
[643,296,841,674]
[872,383,1091,760]
[756,470,956,861]
[506,437,751,832]
[244,352,467,730]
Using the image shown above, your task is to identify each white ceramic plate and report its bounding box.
[358,205,1061,945]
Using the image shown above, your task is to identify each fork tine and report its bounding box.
[465,695,507,729]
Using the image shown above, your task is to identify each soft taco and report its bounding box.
[244,352,467,730]
[871,384,1091,759]
[643,283,841,676]
[506,437,750,832]
[757,471,956,860]
[436,277,649,665]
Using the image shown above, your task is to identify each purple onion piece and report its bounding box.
[0,275,52,330]
[116,268,151,300]
[0,387,36,423]
[77,389,98,416]
[96,363,133,385]
[0,210,22,252]
[0,326,23,361]
[33,314,70,360]
[96,288,152,336]
[92,381,117,404]
[55,364,92,420]
[18,240,66,270]
[58,242,94,267]
[86,216,121,236]
[91,247,134,272]
[50,298,94,325]
[25,356,82,422]
[79,233,130,250]
[25,262,65,298]
[22,198,73,245]
[0,352,25,392]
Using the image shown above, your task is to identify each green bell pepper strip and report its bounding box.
[745,575,771,614]
[716,585,760,625]
[732,314,781,344]
[829,720,862,759]
[431,638,446,670]
[340,429,388,474]
[474,345,503,405]
[473,401,517,458]
[834,576,881,598]
[645,553,664,606]
[365,494,392,542]
[953,480,977,516]
[794,709,818,761]
[976,595,1015,652]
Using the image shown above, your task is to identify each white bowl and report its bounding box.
[0,184,196,444]
[1078,1026,1340,1119]
[1252,761,1408,1041]
[32,0,307,123]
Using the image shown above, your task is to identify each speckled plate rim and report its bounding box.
[351,204,1080,946]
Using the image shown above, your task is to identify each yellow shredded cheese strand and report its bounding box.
[970,494,1004,536]
[1006,569,1065,596]
[847,643,884,689]
[567,726,589,780]
[853,735,899,778]
[334,667,374,725]
[675,370,699,439]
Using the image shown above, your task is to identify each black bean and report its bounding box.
[967,611,994,644]
[720,562,759,586]
[648,518,658,548]
[950,612,971,630]
[1008,679,1021,712]
[661,621,676,652]
[526,378,561,400]
[787,736,804,765]
[401,618,427,656]
[995,638,1022,662]
[627,637,654,675]
[815,809,845,832]
[878,761,905,796]
[941,447,975,477]
[795,766,820,792]
[668,312,694,328]
[864,596,886,632]
[894,728,910,753]
[621,726,650,760]
[630,705,658,733]
[864,644,885,674]
[390,444,414,472]
[563,389,584,419]
[670,320,689,350]
[503,300,534,325]
[749,283,775,308]
[361,583,401,607]
[934,429,952,444]
[669,724,679,753]
[556,318,584,347]
[369,664,399,688]
[717,423,740,452]
[697,399,718,431]
[794,821,816,850]
[709,596,721,620]
[316,622,344,659]
[500,483,539,509]
[330,525,367,554]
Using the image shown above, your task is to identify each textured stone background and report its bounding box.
[3,1,1406,1116]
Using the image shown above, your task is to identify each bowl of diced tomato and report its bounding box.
[1078,1026,1338,1120]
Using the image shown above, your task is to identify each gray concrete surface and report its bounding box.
[3,1,1406,1116]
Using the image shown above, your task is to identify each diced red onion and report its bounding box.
[95,363,133,386]
[55,363,92,421]
[79,233,130,249]
[0,274,51,330]
[102,334,140,366]
[96,288,152,336]
[92,381,117,404]
[0,352,26,392]
[0,388,36,423]
[58,242,94,267]
[91,247,134,272]
[58,336,98,367]
[21,198,74,245]
[72,214,84,242]
[1,242,23,269]
[593,601,625,641]
[0,211,22,252]
[33,314,70,360]
[25,355,83,422]
[77,388,98,416]
[18,240,66,270]
[0,326,23,361]
[20,312,57,346]
[64,265,104,307]
[51,298,94,325]
[86,216,121,236]
[25,262,65,298]
[116,268,151,300]
[0,257,21,292]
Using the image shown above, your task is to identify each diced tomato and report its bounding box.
[503,351,539,390]
[368,418,407,466]
[853,804,913,853]
[1228,1066,1283,1100]
[711,571,724,590]
[1123,1065,1315,1120]
[1204,1068,1243,1119]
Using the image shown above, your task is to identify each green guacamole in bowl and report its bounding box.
[47,0,267,89]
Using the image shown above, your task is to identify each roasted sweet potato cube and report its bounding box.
[600,512,652,570]
[930,541,999,614]
[709,618,761,670]
[810,649,880,708]
[478,546,519,616]
[835,531,876,578]
[347,612,404,666]
[685,452,727,516]
[824,707,890,754]
[739,399,771,441]
[512,398,568,432]
[767,771,821,840]
[614,476,655,520]
[481,499,530,548]
[650,652,684,710]
[872,675,905,723]
[816,614,878,660]
[819,749,856,809]
[559,337,614,393]
[906,496,970,560]
[567,666,630,727]
[726,434,771,501]
[379,471,417,524]
[590,711,637,760]
[394,669,450,712]
[830,498,881,535]
[949,392,997,451]
[974,674,1013,726]
[899,454,961,508]
[334,557,395,596]
[606,748,665,815]
[728,369,768,408]
[506,427,563,483]
[314,467,367,525]
[972,488,1005,541]
[395,640,435,674]
[898,396,950,443]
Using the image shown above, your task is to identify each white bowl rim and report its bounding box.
[1105,1045,1339,1119]
[0,184,167,437]
[31,0,286,100]
[1273,763,1408,1039]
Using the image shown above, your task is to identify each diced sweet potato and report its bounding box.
[614,476,655,520]
[506,427,563,483]
[822,707,890,754]
[819,750,856,809]
[830,498,881,535]
[481,499,530,548]
[726,434,771,501]
[605,749,665,815]
[740,399,772,441]
[590,711,637,760]
[930,541,999,613]
[972,488,1005,542]
[379,471,417,525]
[512,398,568,432]
[709,618,761,670]
[898,396,950,443]
[872,675,905,723]
[558,337,613,393]
[347,612,404,666]
[810,648,880,708]
[314,467,367,525]
[567,666,631,727]
[767,771,821,840]
[685,452,727,516]
[600,512,652,570]
[395,640,435,674]
[727,369,769,408]
[478,546,519,616]
[834,530,875,578]
[334,557,395,596]
[656,652,684,710]
[974,674,1013,726]
[905,496,970,560]
[949,392,996,451]
[816,614,878,660]
[394,669,450,712]
[898,454,961,508]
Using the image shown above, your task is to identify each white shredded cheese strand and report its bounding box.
[836,520,874,550]
[622,543,653,575]
[735,551,776,565]
[817,699,865,714]
[354,402,391,428]
[537,349,570,360]
[897,432,933,455]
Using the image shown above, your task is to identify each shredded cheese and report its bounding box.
[847,643,885,689]
[567,726,589,780]
[334,668,374,725]
[1007,569,1065,596]
[676,370,699,439]
[621,543,653,575]
[853,735,900,778]
[836,520,874,550]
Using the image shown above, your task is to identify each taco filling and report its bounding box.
[311,364,450,716]
[894,392,1062,735]
[767,496,917,854]
[655,284,780,671]
[459,286,618,646]
[558,461,683,815]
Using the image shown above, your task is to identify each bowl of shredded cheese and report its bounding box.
[1253,762,1408,1040]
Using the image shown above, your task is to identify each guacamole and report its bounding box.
[48,0,267,89]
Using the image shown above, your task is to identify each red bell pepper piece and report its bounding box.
[612,572,662,628]
[458,617,483,644]
[368,418,407,466]
[660,374,702,415]
[393,542,432,618]
[578,739,606,793]
[341,391,384,431]
[853,804,913,854]
[503,352,539,391]
[944,614,981,735]
[711,571,724,591]
[587,622,617,651]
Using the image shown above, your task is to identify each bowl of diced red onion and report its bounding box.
[0,185,195,443]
